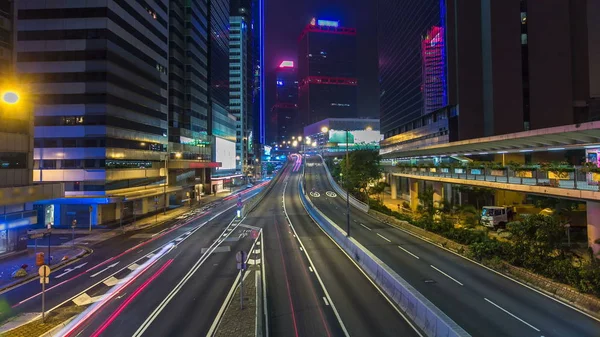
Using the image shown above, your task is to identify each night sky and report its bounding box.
[265,0,380,128]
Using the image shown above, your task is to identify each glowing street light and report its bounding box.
[292,140,298,147]
[1,91,20,105]
[312,141,317,147]
[366,126,373,131]
[321,126,329,133]
[298,136,303,142]
[175,152,182,159]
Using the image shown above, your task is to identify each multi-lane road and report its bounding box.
[3,154,599,337]
[0,185,265,336]
[304,155,600,337]
[248,154,420,337]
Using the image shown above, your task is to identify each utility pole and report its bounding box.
[163,154,168,215]
[346,130,350,237]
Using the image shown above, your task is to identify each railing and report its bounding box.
[389,166,600,192]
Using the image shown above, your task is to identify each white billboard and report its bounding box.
[215,137,236,170]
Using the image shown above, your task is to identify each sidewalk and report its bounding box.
[0,246,89,292]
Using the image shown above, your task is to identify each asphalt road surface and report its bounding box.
[248,155,421,337]
[304,155,600,337]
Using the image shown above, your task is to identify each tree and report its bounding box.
[339,150,381,201]
[507,214,569,268]
[368,181,388,202]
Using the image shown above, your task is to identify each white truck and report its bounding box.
[480,206,516,229]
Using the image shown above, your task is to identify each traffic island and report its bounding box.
[0,305,84,337]
[214,269,258,337]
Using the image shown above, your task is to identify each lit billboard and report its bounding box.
[215,137,236,171]
[328,129,382,147]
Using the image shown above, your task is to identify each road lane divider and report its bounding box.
[430,266,464,286]
[376,233,392,243]
[299,175,470,337]
[360,223,372,231]
[282,179,350,337]
[484,298,540,332]
[398,246,420,259]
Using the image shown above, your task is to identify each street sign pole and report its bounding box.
[39,265,50,322]
[236,250,247,310]
[71,219,77,248]
[89,206,93,233]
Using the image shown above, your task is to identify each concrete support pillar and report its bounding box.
[409,179,419,211]
[89,204,98,226]
[140,198,150,215]
[390,175,397,200]
[587,201,600,257]
[433,181,443,209]
[115,202,122,220]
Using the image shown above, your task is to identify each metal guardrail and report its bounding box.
[298,176,470,337]
[318,155,369,212]
[389,166,600,192]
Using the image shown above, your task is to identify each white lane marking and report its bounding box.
[484,298,540,332]
[430,265,463,286]
[54,263,88,279]
[360,223,372,231]
[376,233,391,243]
[133,216,246,337]
[282,181,350,337]
[323,297,329,306]
[299,174,424,337]
[309,266,313,273]
[90,262,120,278]
[299,247,303,251]
[397,246,419,259]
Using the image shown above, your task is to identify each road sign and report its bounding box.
[40,277,49,284]
[38,265,51,277]
[71,219,77,228]
[236,251,247,270]
[28,232,45,240]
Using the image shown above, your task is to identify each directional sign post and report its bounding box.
[38,265,51,322]
[71,219,77,247]
[236,250,247,310]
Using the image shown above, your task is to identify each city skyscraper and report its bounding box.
[169,0,217,203]
[0,1,63,255]
[379,0,596,151]
[16,1,171,226]
[273,61,299,142]
[229,0,253,174]
[297,18,357,128]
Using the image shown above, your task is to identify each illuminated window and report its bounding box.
[521,33,528,45]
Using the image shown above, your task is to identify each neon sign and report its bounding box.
[278,60,294,68]
[317,20,339,28]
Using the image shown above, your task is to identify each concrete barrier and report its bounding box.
[299,178,470,337]
[318,155,369,212]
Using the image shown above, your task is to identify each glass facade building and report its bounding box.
[297,19,358,128]
[377,0,443,139]
[17,0,170,226]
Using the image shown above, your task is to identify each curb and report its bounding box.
[0,245,93,295]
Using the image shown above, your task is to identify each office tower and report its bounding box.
[273,61,299,142]
[377,0,443,140]
[1,0,63,253]
[379,0,595,149]
[297,18,357,128]
[229,0,253,174]
[169,0,219,203]
[16,1,169,226]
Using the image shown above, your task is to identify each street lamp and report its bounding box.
[175,152,182,159]
[345,129,350,237]
[1,91,20,105]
